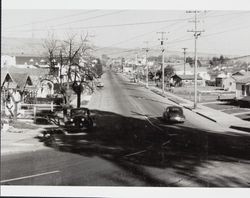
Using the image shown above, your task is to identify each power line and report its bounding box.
[103,44,159,56]
[4,16,193,33]
[5,11,250,33]
[51,10,127,28]
[167,21,250,48]
[201,10,250,19]
[94,20,184,51]
[4,10,100,30]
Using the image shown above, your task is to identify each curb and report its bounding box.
[194,112,217,123]
[230,126,250,133]
[183,106,193,111]
[122,74,250,133]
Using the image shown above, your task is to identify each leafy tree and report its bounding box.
[219,55,225,64]
[164,65,175,81]
[210,55,229,66]
[186,57,194,67]
[148,71,154,80]
[155,65,175,84]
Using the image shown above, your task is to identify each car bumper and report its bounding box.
[170,117,185,122]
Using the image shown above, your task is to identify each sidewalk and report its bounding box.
[122,74,250,132]
[1,121,56,156]
[1,89,94,156]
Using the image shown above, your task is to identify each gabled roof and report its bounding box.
[1,65,50,77]
[1,70,8,85]
[232,70,246,76]
[2,72,32,91]
[10,73,30,90]
[29,75,41,87]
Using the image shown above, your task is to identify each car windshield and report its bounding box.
[71,108,88,116]
[169,107,183,114]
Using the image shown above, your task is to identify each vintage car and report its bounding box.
[64,108,95,132]
[163,106,185,123]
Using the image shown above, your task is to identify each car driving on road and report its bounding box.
[163,106,185,123]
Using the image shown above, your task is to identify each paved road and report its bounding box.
[1,70,250,187]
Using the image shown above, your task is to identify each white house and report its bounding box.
[222,76,236,91]
[174,62,210,81]
[234,74,250,99]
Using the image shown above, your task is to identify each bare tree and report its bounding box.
[43,32,97,120]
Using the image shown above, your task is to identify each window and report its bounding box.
[246,85,250,96]
[242,85,245,96]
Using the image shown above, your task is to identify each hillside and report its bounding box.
[2,37,46,56]
[1,37,237,59]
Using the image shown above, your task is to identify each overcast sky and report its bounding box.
[2,9,250,56]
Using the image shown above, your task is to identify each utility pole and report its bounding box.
[143,41,149,88]
[187,10,205,109]
[157,31,166,94]
[182,48,187,76]
[31,22,35,39]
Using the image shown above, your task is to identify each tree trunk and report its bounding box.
[77,92,81,108]
[13,102,18,122]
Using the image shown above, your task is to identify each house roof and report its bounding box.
[232,70,246,76]
[233,74,250,84]
[2,65,50,77]
[1,70,8,85]
[11,73,31,90]
[173,74,203,80]
[29,75,41,87]
[2,72,30,90]
[240,96,250,102]
[173,63,208,73]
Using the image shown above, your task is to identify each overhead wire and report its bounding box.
[4,10,250,33]
[4,10,100,30]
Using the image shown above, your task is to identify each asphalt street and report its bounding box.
[1,69,250,187]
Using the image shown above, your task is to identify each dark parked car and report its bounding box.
[163,106,185,123]
[96,81,104,88]
[64,108,95,132]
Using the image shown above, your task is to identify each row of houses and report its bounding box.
[215,70,250,99]
[108,55,250,101]
[1,66,55,118]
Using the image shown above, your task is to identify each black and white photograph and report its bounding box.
[1,0,250,197]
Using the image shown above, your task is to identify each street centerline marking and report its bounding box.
[0,170,60,183]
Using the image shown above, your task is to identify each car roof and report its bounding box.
[167,106,182,109]
[71,107,89,111]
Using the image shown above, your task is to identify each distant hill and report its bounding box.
[2,37,238,59]
[2,37,46,56]
[230,55,250,63]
